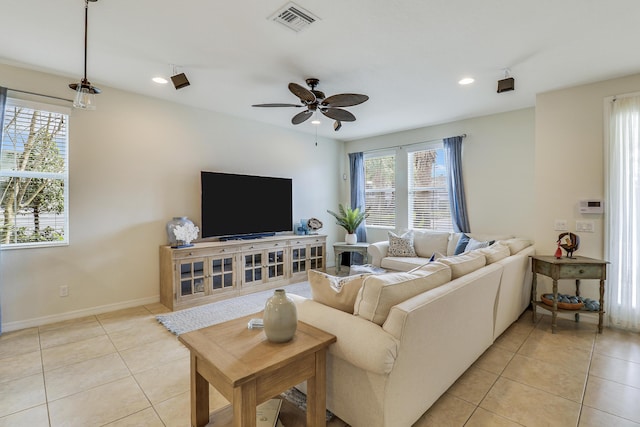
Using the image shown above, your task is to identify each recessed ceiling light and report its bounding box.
[311,119,321,125]
[152,77,168,84]
[458,77,475,85]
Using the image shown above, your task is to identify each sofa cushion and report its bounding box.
[476,242,511,264]
[308,270,368,313]
[438,251,487,279]
[501,238,534,255]
[353,262,452,325]
[412,230,450,258]
[387,231,417,257]
[381,256,431,271]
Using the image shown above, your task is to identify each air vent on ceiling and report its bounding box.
[270,2,319,32]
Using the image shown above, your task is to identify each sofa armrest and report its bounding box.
[289,294,399,375]
[368,241,390,267]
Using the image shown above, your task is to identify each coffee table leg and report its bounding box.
[190,354,209,427]
[306,350,327,426]
[233,380,257,427]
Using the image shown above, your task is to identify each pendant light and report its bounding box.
[69,0,101,110]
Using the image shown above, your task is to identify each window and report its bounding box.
[408,145,452,231]
[1,98,69,248]
[364,151,395,227]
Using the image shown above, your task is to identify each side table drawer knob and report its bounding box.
[579,269,585,273]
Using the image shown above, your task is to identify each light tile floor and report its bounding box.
[1,304,639,427]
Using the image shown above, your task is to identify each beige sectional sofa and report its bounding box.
[289,232,534,427]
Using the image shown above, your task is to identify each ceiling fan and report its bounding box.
[252,78,369,131]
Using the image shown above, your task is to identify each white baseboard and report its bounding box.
[1,295,160,333]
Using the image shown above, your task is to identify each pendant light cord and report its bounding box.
[83,0,89,82]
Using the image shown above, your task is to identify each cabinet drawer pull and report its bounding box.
[221,248,225,252]
[579,269,584,274]
[188,252,194,256]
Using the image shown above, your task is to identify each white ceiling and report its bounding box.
[2,0,640,141]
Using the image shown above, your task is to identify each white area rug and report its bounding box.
[156,281,311,335]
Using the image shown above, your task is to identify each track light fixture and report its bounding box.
[69,0,101,110]
[170,64,190,90]
[497,68,515,93]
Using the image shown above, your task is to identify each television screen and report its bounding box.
[201,171,293,239]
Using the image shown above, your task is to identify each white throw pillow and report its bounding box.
[387,231,417,257]
[353,262,452,325]
[464,237,492,252]
[308,270,369,313]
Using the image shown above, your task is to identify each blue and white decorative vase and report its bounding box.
[166,216,196,248]
[263,289,298,343]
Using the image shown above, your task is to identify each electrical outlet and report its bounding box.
[554,219,568,231]
[59,285,69,297]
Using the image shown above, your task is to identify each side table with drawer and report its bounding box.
[531,255,609,334]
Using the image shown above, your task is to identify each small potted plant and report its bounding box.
[327,204,369,244]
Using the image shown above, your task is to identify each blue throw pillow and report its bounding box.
[454,234,471,255]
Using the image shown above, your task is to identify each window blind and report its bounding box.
[365,152,395,227]
[408,146,452,231]
[0,98,69,247]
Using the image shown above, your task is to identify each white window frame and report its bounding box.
[0,97,70,249]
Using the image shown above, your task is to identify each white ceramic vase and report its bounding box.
[345,233,357,245]
[263,289,298,343]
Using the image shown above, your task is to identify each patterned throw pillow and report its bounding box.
[387,231,417,257]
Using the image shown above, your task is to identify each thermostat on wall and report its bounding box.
[579,199,604,214]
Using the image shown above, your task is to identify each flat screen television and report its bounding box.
[201,171,293,239]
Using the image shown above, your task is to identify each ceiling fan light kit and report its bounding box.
[252,78,368,131]
[69,0,100,110]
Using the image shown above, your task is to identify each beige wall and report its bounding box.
[533,73,640,303]
[535,73,640,259]
[0,63,343,330]
[345,108,536,244]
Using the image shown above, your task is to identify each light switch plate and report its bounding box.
[554,219,568,231]
[576,220,595,233]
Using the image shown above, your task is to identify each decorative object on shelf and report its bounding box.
[307,217,323,233]
[166,217,199,248]
[557,232,580,258]
[263,289,298,343]
[327,204,369,245]
[541,293,584,310]
[69,0,101,110]
[296,219,309,235]
[554,241,563,259]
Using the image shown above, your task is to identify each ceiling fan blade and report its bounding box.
[322,93,369,107]
[292,110,313,125]
[321,108,356,122]
[252,103,304,107]
[288,83,316,103]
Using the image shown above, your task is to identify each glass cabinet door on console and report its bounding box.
[290,237,326,281]
[242,243,286,287]
[177,258,207,302]
[209,255,235,293]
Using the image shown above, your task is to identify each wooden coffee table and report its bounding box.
[178,312,336,427]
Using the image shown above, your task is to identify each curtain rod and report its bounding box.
[358,133,467,155]
[6,87,73,103]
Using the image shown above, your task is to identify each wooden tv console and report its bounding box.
[159,234,326,311]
